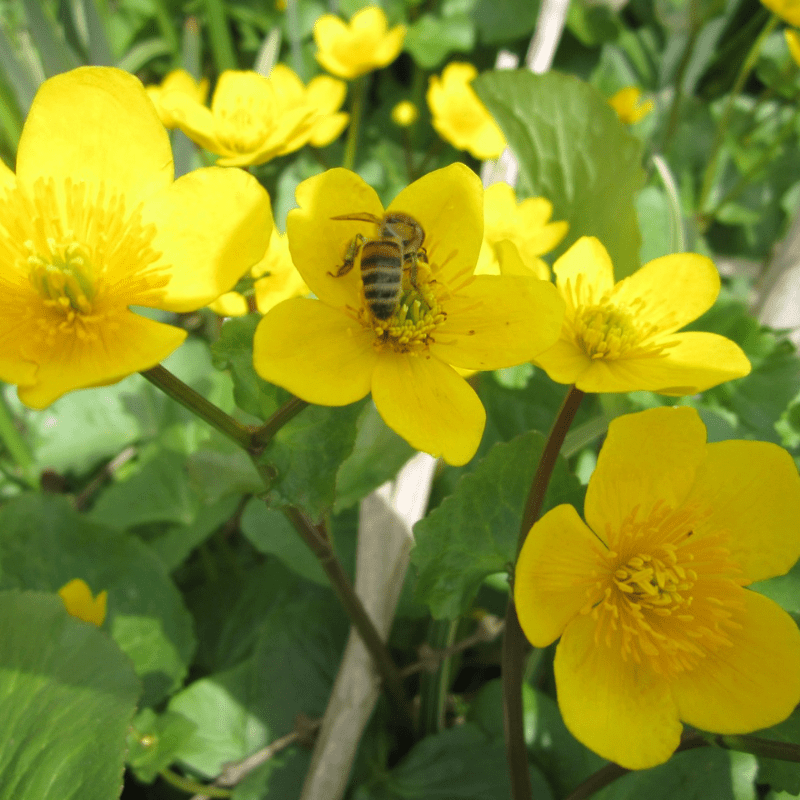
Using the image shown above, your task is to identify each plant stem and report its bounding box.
[698,13,780,212]
[503,385,585,800]
[251,397,309,450]
[660,17,701,153]
[141,365,254,450]
[159,768,232,797]
[342,76,366,170]
[282,506,416,740]
[417,618,458,736]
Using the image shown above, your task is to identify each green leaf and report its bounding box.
[412,430,583,619]
[127,708,198,784]
[0,494,196,707]
[334,402,416,512]
[260,401,364,521]
[21,0,80,76]
[186,561,300,674]
[474,70,645,278]
[170,584,347,778]
[88,449,199,529]
[0,591,139,799]
[404,13,475,68]
[593,747,740,800]
[240,498,328,586]
[751,709,800,795]
[212,315,286,420]
[354,722,554,800]
[472,0,538,44]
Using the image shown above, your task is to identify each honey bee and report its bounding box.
[328,211,428,321]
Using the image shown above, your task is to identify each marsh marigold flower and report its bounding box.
[59,578,107,627]
[761,0,800,25]
[163,65,346,166]
[146,68,209,129]
[608,86,654,125]
[252,164,565,465]
[0,67,271,408]
[476,182,568,280]
[515,406,800,769]
[210,230,308,316]
[427,63,506,160]
[534,236,751,394]
[313,6,406,80]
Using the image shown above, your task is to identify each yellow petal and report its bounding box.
[553,236,616,302]
[574,331,751,395]
[533,335,593,384]
[761,0,800,27]
[17,311,187,409]
[310,112,349,147]
[0,158,14,193]
[16,67,172,203]
[388,162,483,288]
[684,439,800,583]
[286,168,384,308]
[209,291,249,316]
[555,613,682,769]
[611,253,720,334]
[306,75,347,114]
[673,590,800,733]
[58,578,107,627]
[514,504,608,647]
[584,407,707,545]
[430,275,564,369]
[253,298,377,405]
[371,353,485,465]
[144,167,272,312]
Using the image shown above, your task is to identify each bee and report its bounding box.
[328,211,428,321]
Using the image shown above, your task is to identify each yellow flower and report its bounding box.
[476,182,568,280]
[608,86,654,125]
[786,29,800,67]
[162,66,343,166]
[313,6,406,80]
[145,69,209,129]
[58,578,108,627]
[515,406,800,769]
[0,67,271,408]
[426,63,506,160]
[252,164,565,465]
[391,100,419,127]
[210,230,308,316]
[533,236,751,394]
[761,0,800,25]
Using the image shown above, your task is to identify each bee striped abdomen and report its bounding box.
[360,240,402,320]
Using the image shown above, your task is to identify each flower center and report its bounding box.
[216,92,276,154]
[584,501,745,676]
[365,276,447,353]
[0,178,168,345]
[575,300,663,360]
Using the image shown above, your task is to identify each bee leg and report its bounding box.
[329,234,366,278]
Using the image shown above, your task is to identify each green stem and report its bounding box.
[342,76,366,170]
[718,733,800,762]
[418,618,458,736]
[141,365,254,450]
[0,393,36,486]
[159,768,232,797]
[698,13,780,212]
[202,0,238,73]
[282,506,416,742]
[250,397,309,450]
[503,385,585,800]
